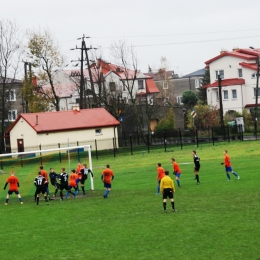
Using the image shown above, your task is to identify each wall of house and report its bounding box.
[9,120,118,153]
[207,55,258,114]
[209,56,245,81]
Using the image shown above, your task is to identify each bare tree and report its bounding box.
[26,29,64,111]
[0,20,23,153]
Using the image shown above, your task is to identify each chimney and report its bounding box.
[72,105,80,111]
[232,47,239,51]
[36,115,38,125]
[220,48,227,54]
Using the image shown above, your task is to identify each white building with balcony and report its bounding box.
[203,48,260,114]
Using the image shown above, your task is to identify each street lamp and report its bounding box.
[249,47,260,137]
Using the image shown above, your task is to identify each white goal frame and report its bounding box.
[0,144,94,190]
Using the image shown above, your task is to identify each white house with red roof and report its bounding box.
[203,48,260,114]
[41,59,159,110]
[5,108,120,153]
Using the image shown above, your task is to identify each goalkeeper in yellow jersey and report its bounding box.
[160,170,176,213]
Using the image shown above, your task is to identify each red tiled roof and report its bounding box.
[6,108,120,134]
[203,78,245,88]
[146,78,160,93]
[239,62,257,71]
[245,104,260,108]
[205,48,259,65]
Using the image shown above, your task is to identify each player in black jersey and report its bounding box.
[49,168,60,197]
[80,164,94,195]
[34,172,49,205]
[192,150,200,184]
[59,168,75,200]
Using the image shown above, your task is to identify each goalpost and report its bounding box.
[0,144,94,190]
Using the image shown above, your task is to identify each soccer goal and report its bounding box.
[0,144,94,190]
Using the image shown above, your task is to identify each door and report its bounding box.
[17,139,24,153]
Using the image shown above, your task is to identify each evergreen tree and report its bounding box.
[198,69,210,105]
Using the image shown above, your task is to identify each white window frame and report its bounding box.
[223,90,228,100]
[8,110,17,121]
[232,89,237,99]
[177,96,183,104]
[215,70,224,80]
[6,89,16,101]
[163,82,168,89]
[195,78,200,89]
[138,80,144,90]
[238,68,243,78]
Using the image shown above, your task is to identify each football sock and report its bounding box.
[60,191,63,199]
[177,180,180,186]
[196,175,200,183]
[46,188,50,195]
[171,201,175,209]
[227,173,231,180]
[157,185,160,193]
[19,198,22,202]
[44,195,48,202]
[82,186,85,193]
[233,172,238,177]
[34,190,37,201]
[163,202,166,210]
[54,189,58,195]
[5,199,9,203]
[36,197,39,205]
[65,192,69,198]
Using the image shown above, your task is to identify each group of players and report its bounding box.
[3,162,115,205]
[157,150,240,212]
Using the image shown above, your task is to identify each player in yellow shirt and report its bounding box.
[160,170,176,213]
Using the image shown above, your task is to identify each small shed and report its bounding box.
[5,108,120,153]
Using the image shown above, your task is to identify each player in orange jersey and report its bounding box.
[156,163,165,195]
[101,165,114,198]
[3,170,23,205]
[66,169,78,198]
[171,158,181,188]
[76,162,83,192]
[221,150,240,180]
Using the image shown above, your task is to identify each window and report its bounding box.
[177,96,183,104]
[216,91,219,101]
[95,129,102,135]
[109,82,116,92]
[252,73,260,79]
[8,110,17,121]
[232,89,237,99]
[163,82,168,89]
[238,69,243,78]
[6,89,16,101]
[223,90,228,100]
[254,88,260,97]
[138,80,144,90]
[215,70,224,80]
[195,78,200,89]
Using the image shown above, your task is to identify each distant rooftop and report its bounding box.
[182,68,206,78]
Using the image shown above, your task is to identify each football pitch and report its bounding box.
[0,141,259,260]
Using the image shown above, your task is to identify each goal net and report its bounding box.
[0,144,94,190]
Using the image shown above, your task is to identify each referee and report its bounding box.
[160,170,176,213]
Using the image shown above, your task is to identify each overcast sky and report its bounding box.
[2,0,260,77]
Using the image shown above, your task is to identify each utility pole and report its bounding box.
[23,62,32,113]
[82,41,97,107]
[218,74,225,137]
[254,56,260,138]
[71,35,97,109]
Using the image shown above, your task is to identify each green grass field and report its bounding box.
[0,141,259,260]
